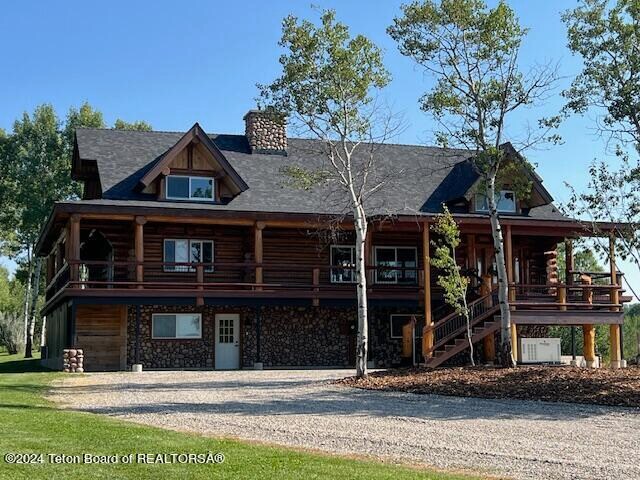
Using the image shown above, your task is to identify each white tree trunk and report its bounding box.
[354,205,369,378]
[486,177,515,367]
[22,251,33,354]
[40,315,47,349]
[25,256,42,358]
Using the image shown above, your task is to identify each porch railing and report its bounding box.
[45,260,427,302]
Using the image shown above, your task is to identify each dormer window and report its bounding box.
[475,190,516,213]
[166,175,214,201]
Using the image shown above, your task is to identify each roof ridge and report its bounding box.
[75,127,472,152]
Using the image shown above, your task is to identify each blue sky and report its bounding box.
[0,1,635,296]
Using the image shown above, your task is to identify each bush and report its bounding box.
[0,312,24,355]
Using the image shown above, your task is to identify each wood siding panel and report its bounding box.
[143,222,249,283]
[263,228,329,285]
[75,304,126,371]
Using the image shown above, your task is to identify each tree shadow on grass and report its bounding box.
[0,353,49,374]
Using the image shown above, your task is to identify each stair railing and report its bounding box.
[423,289,499,357]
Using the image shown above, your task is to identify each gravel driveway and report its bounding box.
[50,370,640,480]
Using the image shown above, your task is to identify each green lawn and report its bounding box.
[0,352,484,480]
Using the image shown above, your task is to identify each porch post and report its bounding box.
[467,233,477,285]
[505,224,517,363]
[583,325,597,368]
[481,275,496,363]
[254,222,265,291]
[69,215,81,282]
[609,234,622,369]
[255,306,262,369]
[135,304,141,366]
[134,216,146,289]
[609,234,620,310]
[422,220,433,359]
[565,239,574,285]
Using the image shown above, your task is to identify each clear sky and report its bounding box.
[0,1,635,298]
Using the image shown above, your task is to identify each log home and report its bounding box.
[36,110,629,371]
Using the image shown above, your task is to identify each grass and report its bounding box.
[0,353,484,480]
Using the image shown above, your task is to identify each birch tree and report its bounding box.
[260,9,393,378]
[431,206,474,365]
[389,0,560,366]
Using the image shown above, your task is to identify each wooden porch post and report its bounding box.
[505,224,517,363]
[422,221,433,359]
[609,234,622,368]
[609,234,620,310]
[134,216,146,289]
[565,239,574,285]
[69,215,81,283]
[481,275,496,363]
[254,222,265,291]
[467,233,477,280]
[583,324,597,368]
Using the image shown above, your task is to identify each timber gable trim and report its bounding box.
[138,122,248,195]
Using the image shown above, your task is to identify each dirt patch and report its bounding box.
[339,365,640,407]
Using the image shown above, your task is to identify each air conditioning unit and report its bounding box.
[519,338,561,364]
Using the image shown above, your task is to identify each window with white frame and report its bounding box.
[375,246,417,284]
[163,239,214,272]
[152,313,202,339]
[166,175,215,201]
[330,245,356,283]
[390,314,423,339]
[475,190,517,213]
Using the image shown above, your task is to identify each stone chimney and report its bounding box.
[243,108,287,155]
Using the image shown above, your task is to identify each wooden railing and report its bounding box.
[509,283,623,311]
[423,289,499,356]
[44,260,427,303]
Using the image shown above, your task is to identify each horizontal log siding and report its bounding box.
[143,222,249,283]
[263,228,328,285]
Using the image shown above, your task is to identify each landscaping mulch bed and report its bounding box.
[339,365,640,408]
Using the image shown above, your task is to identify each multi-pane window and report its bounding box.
[217,317,235,343]
[375,247,417,284]
[166,175,214,201]
[475,190,517,213]
[164,239,214,272]
[330,246,357,283]
[152,313,202,339]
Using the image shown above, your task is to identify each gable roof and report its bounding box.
[73,127,567,221]
[137,122,248,192]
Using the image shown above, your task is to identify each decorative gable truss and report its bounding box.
[461,142,554,214]
[137,123,248,202]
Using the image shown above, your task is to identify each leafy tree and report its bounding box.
[114,119,153,131]
[0,267,25,354]
[431,206,474,365]
[563,1,640,287]
[0,102,141,358]
[260,9,394,378]
[388,0,560,367]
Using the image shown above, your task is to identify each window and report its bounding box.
[390,314,423,339]
[475,190,516,213]
[375,247,417,284]
[330,246,356,283]
[164,239,214,272]
[152,313,202,339]
[166,175,214,201]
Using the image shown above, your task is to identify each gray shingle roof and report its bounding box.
[74,127,568,221]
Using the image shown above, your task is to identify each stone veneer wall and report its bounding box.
[243,110,287,154]
[126,304,416,369]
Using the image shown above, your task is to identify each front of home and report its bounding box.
[36,109,628,372]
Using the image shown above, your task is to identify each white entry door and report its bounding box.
[215,314,240,369]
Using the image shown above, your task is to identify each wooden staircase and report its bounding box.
[424,291,501,368]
